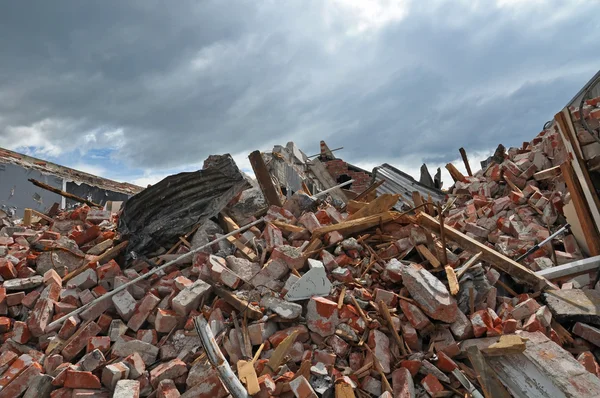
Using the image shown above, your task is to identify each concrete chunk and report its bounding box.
[402,264,458,323]
[284,259,332,301]
[259,296,302,320]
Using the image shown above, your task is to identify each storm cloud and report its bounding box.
[0,0,598,185]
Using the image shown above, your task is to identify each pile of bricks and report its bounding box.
[1,132,600,398]
[442,122,583,270]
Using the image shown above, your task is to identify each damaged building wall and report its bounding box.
[0,147,142,216]
[65,181,130,209]
[323,159,371,194]
[0,162,64,216]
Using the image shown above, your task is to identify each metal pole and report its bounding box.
[46,217,265,331]
[515,223,571,263]
[194,315,249,398]
[312,179,354,199]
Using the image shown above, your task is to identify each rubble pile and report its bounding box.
[444,123,581,269]
[0,130,600,398]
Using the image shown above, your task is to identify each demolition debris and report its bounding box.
[0,94,600,398]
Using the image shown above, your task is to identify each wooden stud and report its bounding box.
[248,150,283,207]
[459,147,473,176]
[416,213,553,290]
[445,163,467,183]
[560,160,600,256]
[456,252,483,280]
[416,245,441,268]
[348,194,400,221]
[312,212,397,238]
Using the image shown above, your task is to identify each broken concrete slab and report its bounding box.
[544,289,600,325]
[284,259,332,301]
[401,264,458,323]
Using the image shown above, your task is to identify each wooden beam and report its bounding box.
[445,163,467,183]
[416,213,553,290]
[28,178,101,207]
[346,200,368,214]
[533,165,561,181]
[466,346,512,398]
[270,220,306,234]
[556,110,600,232]
[560,161,600,256]
[312,212,397,238]
[248,150,283,207]
[416,244,441,268]
[347,194,399,221]
[456,252,483,280]
[260,330,299,376]
[459,147,473,176]
[353,179,385,202]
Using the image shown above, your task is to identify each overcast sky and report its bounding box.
[1,0,598,187]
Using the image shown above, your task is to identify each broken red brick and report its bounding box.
[306,297,339,337]
[64,369,102,389]
[421,374,444,396]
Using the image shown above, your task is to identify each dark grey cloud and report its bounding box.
[0,0,599,179]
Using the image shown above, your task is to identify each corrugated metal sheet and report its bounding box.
[372,163,446,210]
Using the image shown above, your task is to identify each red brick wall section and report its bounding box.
[323,159,371,194]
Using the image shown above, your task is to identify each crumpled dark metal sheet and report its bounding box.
[118,154,250,257]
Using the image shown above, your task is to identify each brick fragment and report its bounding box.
[421,374,444,396]
[150,359,187,388]
[69,268,98,290]
[289,375,317,398]
[61,321,101,361]
[511,298,540,321]
[87,336,111,354]
[79,349,106,372]
[0,362,42,398]
[392,367,415,398]
[0,259,17,280]
[27,298,54,337]
[123,353,146,379]
[400,300,433,332]
[306,297,339,337]
[271,245,305,270]
[111,338,159,365]
[44,354,64,374]
[156,379,180,398]
[22,374,54,398]
[577,352,600,377]
[58,316,80,340]
[368,329,391,373]
[43,269,62,287]
[113,379,141,398]
[127,293,160,332]
[172,279,212,316]
[102,362,130,390]
[63,369,102,389]
[573,322,600,347]
[12,320,31,344]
